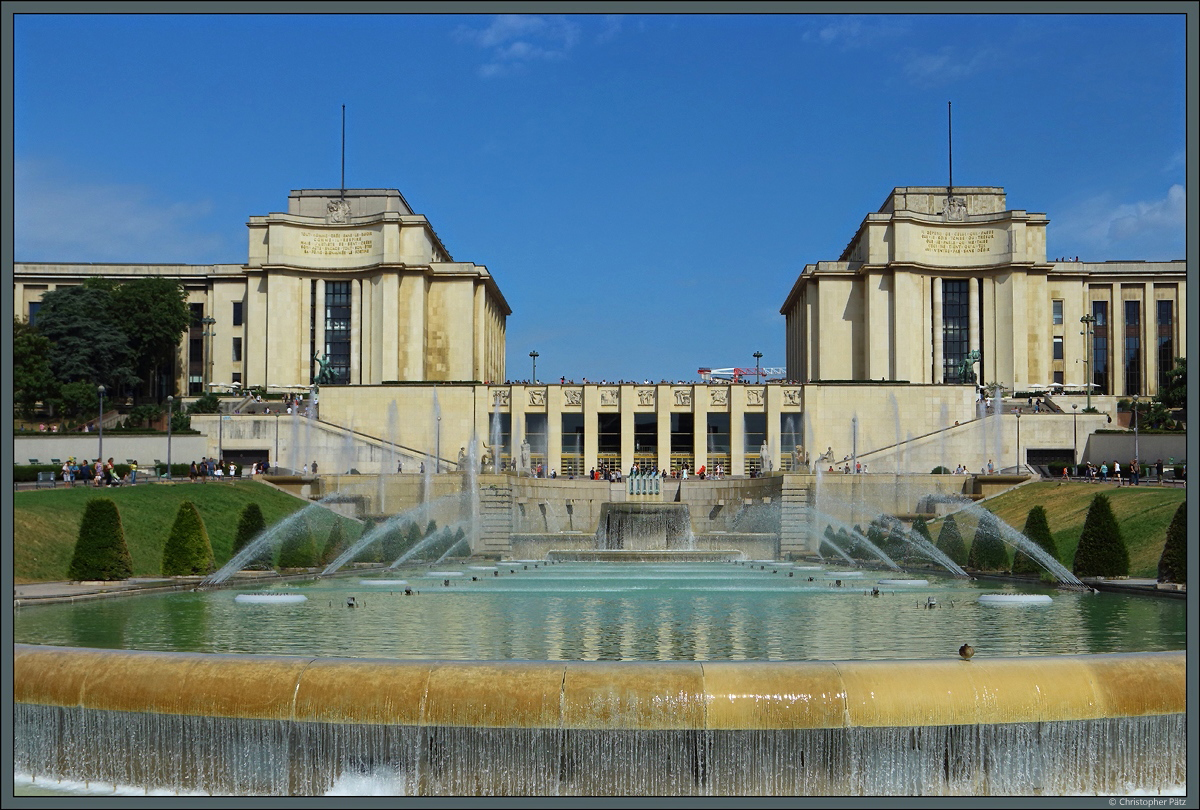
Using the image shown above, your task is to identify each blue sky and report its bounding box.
[12,11,1190,384]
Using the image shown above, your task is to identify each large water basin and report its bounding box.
[13,561,1185,661]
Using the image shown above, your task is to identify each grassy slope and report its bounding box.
[13,481,357,583]
[935,481,1186,578]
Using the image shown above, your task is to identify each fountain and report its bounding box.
[12,460,1185,796]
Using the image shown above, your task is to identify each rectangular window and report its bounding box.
[707,413,731,455]
[28,301,41,325]
[232,372,242,385]
[1053,336,1064,361]
[1092,300,1109,395]
[634,413,657,455]
[1157,300,1174,392]
[525,413,547,467]
[1124,299,1141,395]
[561,414,584,456]
[190,302,204,327]
[189,337,203,364]
[324,281,352,385]
[1052,299,1063,325]
[598,413,621,455]
[232,337,243,363]
[232,301,244,327]
[941,280,969,383]
[1053,370,1064,385]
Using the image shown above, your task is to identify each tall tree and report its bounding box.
[34,282,139,395]
[1159,357,1187,409]
[13,318,59,419]
[111,278,191,401]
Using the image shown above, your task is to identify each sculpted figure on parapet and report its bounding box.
[637,388,655,406]
[600,388,618,406]
[710,388,728,406]
[783,389,800,406]
[564,388,583,406]
[746,388,764,406]
[529,388,546,406]
[673,388,692,406]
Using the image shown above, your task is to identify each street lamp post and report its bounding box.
[201,316,217,394]
[1080,314,1096,411]
[1015,409,1021,475]
[1072,403,1078,476]
[529,350,539,383]
[166,395,174,480]
[97,385,106,462]
[753,351,764,384]
[1132,393,1140,468]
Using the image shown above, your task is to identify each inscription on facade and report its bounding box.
[918,228,999,255]
[298,230,376,257]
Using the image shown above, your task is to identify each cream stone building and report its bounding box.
[15,188,510,395]
[781,186,1186,399]
[14,184,1184,480]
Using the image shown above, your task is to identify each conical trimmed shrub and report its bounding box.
[1157,501,1186,584]
[911,516,932,544]
[935,515,967,566]
[162,501,215,576]
[232,503,272,570]
[277,517,318,569]
[1012,506,1059,577]
[68,498,133,581]
[1073,494,1129,577]
[968,510,1010,571]
[321,520,349,567]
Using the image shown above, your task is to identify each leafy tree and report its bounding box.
[111,278,190,400]
[1012,506,1059,578]
[67,499,133,581]
[277,517,318,569]
[232,503,272,570]
[1157,502,1186,584]
[13,318,59,418]
[321,520,350,567]
[162,501,216,576]
[55,380,107,421]
[967,510,1010,571]
[187,393,221,415]
[935,515,967,566]
[1073,494,1129,578]
[34,283,139,395]
[1159,357,1187,410]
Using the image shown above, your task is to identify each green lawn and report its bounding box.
[13,481,356,582]
[933,481,1186,578]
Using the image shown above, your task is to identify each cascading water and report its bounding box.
[921,494,1086,587]
[392,520,471,568]
[202,496,346,587]
[321,493,469,576]
[490,394,503,474]
[808,507,901,571]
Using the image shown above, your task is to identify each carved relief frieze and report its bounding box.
[563,388,583,406]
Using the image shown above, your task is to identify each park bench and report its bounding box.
[36,471,56,489]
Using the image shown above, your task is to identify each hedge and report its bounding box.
[1072,494,1129,578]
[1157,501,1186,584]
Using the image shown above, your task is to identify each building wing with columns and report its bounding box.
[780,187,1186,398]
[15,188,510,395]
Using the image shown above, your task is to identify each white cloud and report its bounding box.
[901,45,1004,87]
[454,14,582,78]
[1051,185,1186,261]
[802,16,908,49]
[1108,184,1186,241]
[15,159,228,263]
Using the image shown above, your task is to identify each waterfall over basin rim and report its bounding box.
[14,644,1185,796]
